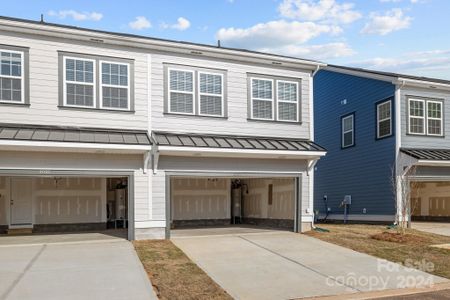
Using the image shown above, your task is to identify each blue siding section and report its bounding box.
[314,70,396,217]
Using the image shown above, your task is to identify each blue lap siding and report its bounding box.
[314,70,396,217]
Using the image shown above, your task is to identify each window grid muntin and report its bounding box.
[198,71,224,117]
[168,68,195,115]
[342,114,354,148]
[0,49,24,103]
[63,56,96,108]
[408,99,426,135]
[377,100,392,139]
[277,80,299,122]
[250,77,274,120]
[427,100,443,136]
[99,60,130,111]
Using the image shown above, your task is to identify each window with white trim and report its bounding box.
[64,57,95,107]
[277,80,299,122]
[100,61,130,110]
[341,114,354,148]
[0,50,24,103]
[377,100,392,139]
[168,69,194,114]
[251,78,274,120]
[408,98,442,136]
[199,72,223,116]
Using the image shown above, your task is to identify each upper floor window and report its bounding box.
[61,53,133,111]
[249,76,300,122]
[377,100,392,139]
[100,61,130,110]
[0,49,24,103]
[341,113,354,148]
[64,57,95,108]
[166,66,225,117]
[408,98,442,136]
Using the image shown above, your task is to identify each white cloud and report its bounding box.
[278,0,362,24]
[47,10,103,21]
[129,16,152,30]
[261,42,355,60]
[161,17,191,31]
[361,8,412,35]
[216,20,341,49]
[350,50,450,79]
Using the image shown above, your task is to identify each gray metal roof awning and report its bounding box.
[0,123,151,145]
[401,148,450,161]
[152,131,326,159]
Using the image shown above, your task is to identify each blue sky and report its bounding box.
[2,0,449,79]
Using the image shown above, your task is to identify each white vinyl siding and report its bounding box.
[251,78,274,120]
[408,98,442,136]
[100,61,130,110]
[277,80,299,122]
[168,68,195,115]
[341,114,354,148]
[0,49,24,103]
[198,72,223,117]
[63,57,95,108]
[377,100,392,139]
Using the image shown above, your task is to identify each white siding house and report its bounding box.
[0,16,326,239]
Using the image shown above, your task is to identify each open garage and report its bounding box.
[170,177,297,230]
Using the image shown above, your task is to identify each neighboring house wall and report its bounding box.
[400,86,450,149]
[150,53,312,139]
[0,31,149,129]
[314,70,396,218]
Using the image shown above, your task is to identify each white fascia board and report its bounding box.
[0,19,326,70]
[394,78,450,91]
[157,145,326,159]
[0,140,150,153]
[416,160,450,166]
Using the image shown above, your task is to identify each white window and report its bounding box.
[251,78,274,120]
[198,72,224,117]
[277,80,299,122]
[100,61,130,110]
[377,100,392,139]
[427,100,443,136]
[168,69,194,114]
[409,99,425,134]
[342,114,354,148]
[0,49,24,103]
[64,57,95,108]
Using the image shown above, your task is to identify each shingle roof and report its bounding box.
[153,131,326,152]
[328,65,450,86]
[0,124,151,145]
[401,148,450,160]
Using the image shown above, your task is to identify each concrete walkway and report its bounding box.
[0,237,157,300]
[412,222,450,237]
[172,230,447,300]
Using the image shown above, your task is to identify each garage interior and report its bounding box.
[170,177,297,231]
[0,176,129,237]
[411,181,450,221]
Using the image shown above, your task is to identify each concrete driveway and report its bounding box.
[0,235,157,300]
[172,229,447,300]
[412,222,450,237]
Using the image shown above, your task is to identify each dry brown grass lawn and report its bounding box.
[133,240,232,300]
[306,224,450,279]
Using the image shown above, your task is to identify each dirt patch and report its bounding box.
[134,240,232,300]
[306,224,450,279]
[371,232,428,244]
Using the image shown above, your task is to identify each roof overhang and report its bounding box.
[0,17,325,71]
[400,148,450,167]
[157,145,326,160]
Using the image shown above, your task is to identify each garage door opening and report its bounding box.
[411,181,450,222]
[170,177,298,233]
[0,176,130,239]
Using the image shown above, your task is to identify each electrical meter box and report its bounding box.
[343,195,352,205]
